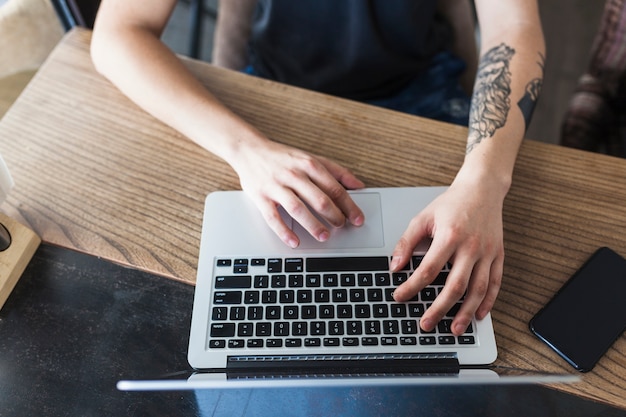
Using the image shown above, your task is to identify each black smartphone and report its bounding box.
[529,247,626,372]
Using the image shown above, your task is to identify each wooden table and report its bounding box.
[1,28,624,409]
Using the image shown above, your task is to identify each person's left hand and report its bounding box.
[390,175,506,336]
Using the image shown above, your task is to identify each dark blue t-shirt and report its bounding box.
[248,0,452,100]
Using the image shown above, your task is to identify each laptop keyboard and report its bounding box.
[208,256,476,350]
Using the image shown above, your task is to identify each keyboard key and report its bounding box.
[401,320,418,334]
[247,306,263,320]
[329,321,344,335]
[274,322,289,336]
[332,289,348,302]
[315,289,330,303]
[419,336,436,345]
[306,256,389,272]
[350,289,365,302]
[209,339,226,348]
[375,273,391,286]
[210,323,235,337]
[216,259,232,267]
[420,287,437,301]
[458,335,476,344]
[272,274,287,287]
[400,336,417,345]
[355,304,371,318]
[337,304,353,318]
[212,307,227,320]
[306,274,321,287]
[237,323,253,336]
[365,320,381,334]
[392,272,409,285]
[373,304,389,318]
[438,336,456,345]
[302,305,316,319]
[305,338,321,347]
[323,274,339,287]
[367,288,383,302]
[383,320,399,334]
[267,258,282,273]
[324,337,340,347]
[289,274,304,287]
[381,337,398,345]
[286,338,302,347]
[297,290,312,303]
[438,319,453,334]
[408,303,425,317]
[292,321,307,336]
[262,290,277,304]
[390,304,407,317]
[266,306,280,319]
[284,306,298,319]
[244,291,260,304]
[230,307,245,320]
[213,291,242,305]
[340,273,356,286]
[310,321,326,335]
[215,276,252,288]
[347,321,363,335]
[357,273,373,286]
[251,258,265,266]
[254,275,269,288]
[228,340,245,348]
[342,337,359,346]
[285,258,304,272]
[256,322,271,336]
[362,337,379,346]
[279,290,295,303]
[247,339,264,348]
[266,339,282,348]
[319,305,334,318]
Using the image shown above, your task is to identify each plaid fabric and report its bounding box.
[561,0,626,157]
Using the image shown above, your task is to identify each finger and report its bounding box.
[476,255,503,319]
[254,196,301,248]
[418,255,474,332]
[389,214,430,272]
[449,259,492,336]
[315,157,365,227]
[393,231,453,302]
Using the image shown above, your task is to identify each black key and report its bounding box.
[332,289,348,302]
[329,321,344,335]
[355,304,371,318]
[306,274,321,287]
[267,258,282,273]
[433,271,448,286]
[350,289,366,302]
[446,303,462,317]
[233,259,248,274]
[266,306,281,319]
[392,272,409,285]
[315,289,330,303]
[244,290,260,304]
[342,337,359,346]
[438,336,456,345]
[285,258,304,272]
[274,322,289,336]
[228,340,245,348]
[340,273,356,286]
[384,288,396,302]
[390,304,407,317]
[419,336,436,345]
[401,320,418,334]
[381,337,398,346]
[375,273,391,286]
[367,288,383,302]
[292,321,307,336]
[238,322,253,336]
[247,306,263,320]
[210,323,235,337]
[230,307,245,320]
[279,290,295,303]
[209,339,226,348]
[400,337,417,345]
[373,304,389,318]
[305,338,321,347]
[319,305,334,318]
[297,290,312,303]
[216,259,232,267]
[284,305,298,319]
[458,335,476,345]
[323,274,339,287]
[289,274,304,287]
[216,277,239,295]
[365,320,381,335]
[324,338,340,347]
[254,275,269,288]
[362,337,379,346]
[383,320,399,334]
[266,339,283,348]
[262,290,277,304]
[412,255,424,269]
[310,321,326,335]
[302,305,317,319]
[213,291,242,305]
[256,322,271,336]
[286,338,302,347]
[438,319,453,334]
[337,304,352,318]
[408,303,425,317]
[251,258,265,266]
[271,274,287,288]
[420,287,437,301]
[212,307,227,320]
[234,259,248,265]
[357,273,373,286]
[346,321,363,335]
[247,339,264,348]
[306,257,389,272]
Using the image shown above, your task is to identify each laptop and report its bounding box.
[118,187,578,390]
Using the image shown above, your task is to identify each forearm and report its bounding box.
[459,0,545,196]
[91,3,266,166]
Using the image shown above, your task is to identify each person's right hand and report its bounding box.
[232,140,365,248]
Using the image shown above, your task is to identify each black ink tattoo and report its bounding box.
[517,52,546,131]
[467,43,516,154]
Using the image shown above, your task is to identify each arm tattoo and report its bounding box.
[466,43,516,154]
[517,52,545,131]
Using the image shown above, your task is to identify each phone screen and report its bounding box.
[529,247,626,372]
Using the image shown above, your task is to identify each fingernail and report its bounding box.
[318,231,330,242]
[420,318,432,331]
[287,238,299,248]
[352,215,364,226]
[454,321,468,334]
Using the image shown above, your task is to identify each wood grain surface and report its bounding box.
[0,29,624,408]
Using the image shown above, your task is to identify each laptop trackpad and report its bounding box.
[292,192,384,249]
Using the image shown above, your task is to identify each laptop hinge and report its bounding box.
[226,353,460,376]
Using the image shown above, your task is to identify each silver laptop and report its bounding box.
[119,187,578,390]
